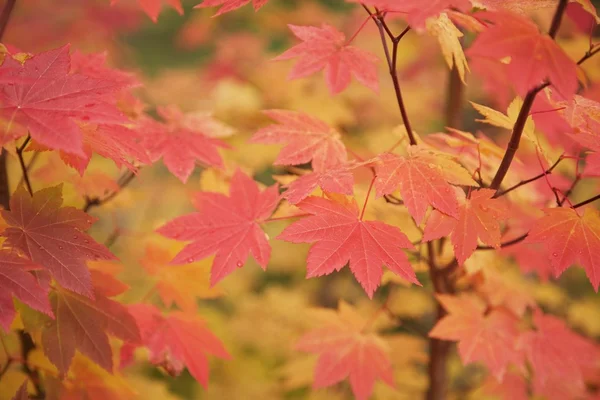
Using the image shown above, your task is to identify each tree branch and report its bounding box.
[494,155,564,197]
[489,0,569,192]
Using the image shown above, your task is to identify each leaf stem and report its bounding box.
[360,175,376,220]
[16,136,33,196]
[346,14,372,45]
[264,213,311,222]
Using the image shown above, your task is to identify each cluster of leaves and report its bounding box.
[0,0,599,400]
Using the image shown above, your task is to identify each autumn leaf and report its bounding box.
[429,294,523,380]
[140,243,221,312]
[274,24,379,94]
[41,287,141,375]
[297,301,395,400]
[353,0,472,30]
[125,304,230,387]
[195,0,268,17]
[423,189,509,265]
[250,110,347,172]
[10,382,29,400]
[282,164,355,205]
[518,310,600,399]
[427,13,469,83]
[111,0,183,22]
[468,11,578,98]
[1,186,117,298]
[0,45,128,155]
[374,148,476,224]
[278,195,419,298]
[0,251,53,331]
[525,207,600,291]
[141,105,231,183]
[158,169,279,286]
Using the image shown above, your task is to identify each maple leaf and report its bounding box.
[0,251,53,331]
[423,189,509,265]
[125,304,230,387]
[525,207,600,291]
[70,50,140,89]
[250,110,347,172]
[42,287,141,375]
[111,0,183,22]
[352,0,473,30]
[158,169,279,286]
[141,105,231,183]
[0,45,128,155]
[274,24,379,95]
[195,0,268,17]
[277,195,419,298]
[584,152,600,176]
[374,148,476,224]
[429,294,523,380]
[518,310,600,399]
[427,13,469,83]
[282,165,355,205]
[1,186,116,297]
[467,11,578,98]
[297,301,395,400]
[140,244,221,312]
[34,123,150,175]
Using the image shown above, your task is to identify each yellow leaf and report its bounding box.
[568,298,600,337]
[427,13,469,83]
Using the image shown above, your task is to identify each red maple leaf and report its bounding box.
[58,124,151,175]
[1,186,116,298]
[467,11,578,98]
[352,0,472,30]
[158,169,279,286]
[141,105,231,183]
[429,294,523,380]
[525,207,600,291]
[283,164,355,205]
[111,0,183,22]
[250,110,347,172]
[584,152,600,176]
[278,195,418,298]
[194,0,268,16]
[518,310,600,399]
[374,149,476,224]
[423,189,509,265]
[42,287,141,375]
[0,251,53,331]
[274,24,379,95]
[125,304,230,387]
[0,45,128,156]
[297,301,395,400]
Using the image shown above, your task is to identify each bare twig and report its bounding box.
[84,170,136,212]
[16,136,33,195]
[573,193,600,209]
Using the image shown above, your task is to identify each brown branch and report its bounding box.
[557,174,581,206]
[577,46,600,65]
[18,330,44,399]
[16,136,32,195]
[84,170,136,212]
[364,6,417,146]
[489,0,569,192]
[494,155,564,197]
[477,232,529,250]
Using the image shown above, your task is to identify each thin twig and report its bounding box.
[16,136,33,195]
[477,233,529,250]
[572,194,600,208]
[364,6,416,147]
[494,155,564,197]
[84,170,136,212]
